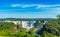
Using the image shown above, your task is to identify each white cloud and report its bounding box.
[11,4,60,16]
[11,4,36,8]
[51,8,60,14]
[11,4,21,7]
[11,4,60,9]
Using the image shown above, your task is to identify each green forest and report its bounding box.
[0,15,60,37]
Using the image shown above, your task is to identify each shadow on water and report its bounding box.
[35,21,47,35]
[35,25,45,35]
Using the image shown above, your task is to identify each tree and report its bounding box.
[15,29,26,37]
[35,20,42,28]
[56,15,60,24]
[0,22,15,30]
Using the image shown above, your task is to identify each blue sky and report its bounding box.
[0,0,60,18]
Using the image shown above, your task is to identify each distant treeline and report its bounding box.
[0,18,56,21]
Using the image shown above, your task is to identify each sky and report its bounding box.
[0,0,60,18]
